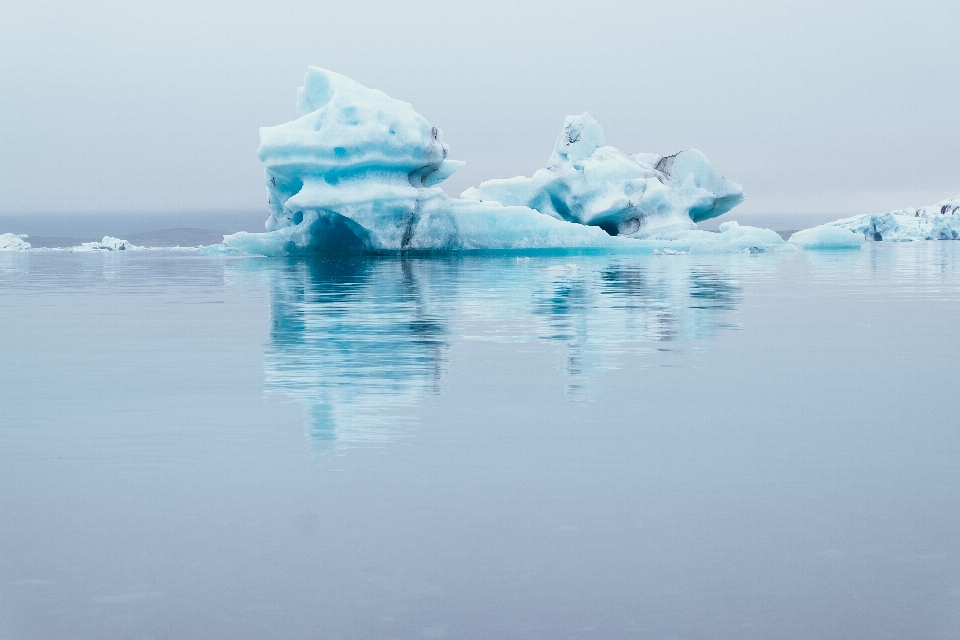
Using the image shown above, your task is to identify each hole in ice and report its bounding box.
[293,211,304,225]
[597,220,619,236]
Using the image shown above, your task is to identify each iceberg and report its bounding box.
[788,225,864,250]
[226,67,635,255]
[462,112,745,238]
[801,194,960,243]
[224,68,769,256]
[0,233,31,251]
[702,221,787,253]
[74,237,137,251]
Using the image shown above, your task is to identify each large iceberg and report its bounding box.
[462,112,744,238]
[796,194,960,244]
[226,68,634,255]
[224,68,775,256]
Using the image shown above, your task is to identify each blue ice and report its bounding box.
[223,68,787,256]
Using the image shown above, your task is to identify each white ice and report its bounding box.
[74,237,138,252]
[463,112,745,238]
[224,68,781,256]
[798,194,960,244]
[788,226,864,249]
[0,233,31,251]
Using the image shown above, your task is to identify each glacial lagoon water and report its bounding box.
[2,245,959,639]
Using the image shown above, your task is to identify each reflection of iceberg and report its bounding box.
[257,255,746,445]
[531,260,742,392]
[264,258,446,445]
[223,68,787,255]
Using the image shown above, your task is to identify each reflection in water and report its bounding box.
[256,255,748,446]
[535,262,743,393]
[264,258,447,445]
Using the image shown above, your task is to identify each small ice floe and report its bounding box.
[74,237,139,252]
[653,248,687,255]
[200,243,241,255]
[0,233,31,251]
[788,225,864,250]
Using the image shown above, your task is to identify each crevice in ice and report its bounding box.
[654,153,676,175]
[401,192,424,251]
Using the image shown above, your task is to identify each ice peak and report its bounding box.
[295,67,339,117]
[548,112,605,168]
[259,67,462,186]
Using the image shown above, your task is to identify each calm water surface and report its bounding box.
[1,245,959,639]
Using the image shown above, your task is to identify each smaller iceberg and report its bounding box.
[706,221,789,253]
[75,237,137,252]
[463,112,745,238]
[0,233,30,251]
[788,226,864,250]
[802,194,960,243]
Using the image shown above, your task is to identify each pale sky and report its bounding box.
[1,0,958,229]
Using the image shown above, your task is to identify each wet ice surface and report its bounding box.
[2,246,960,639]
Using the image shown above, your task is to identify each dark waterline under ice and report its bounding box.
[2,245,959,639]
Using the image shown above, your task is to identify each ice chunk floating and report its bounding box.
[224,68,763,256]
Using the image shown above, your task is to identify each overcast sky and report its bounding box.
[1,0,958,228]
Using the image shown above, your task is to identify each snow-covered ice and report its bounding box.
[0,233,31,251]
[463,112,744,238]
[223,68,769,256]
[803,194,960,243]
